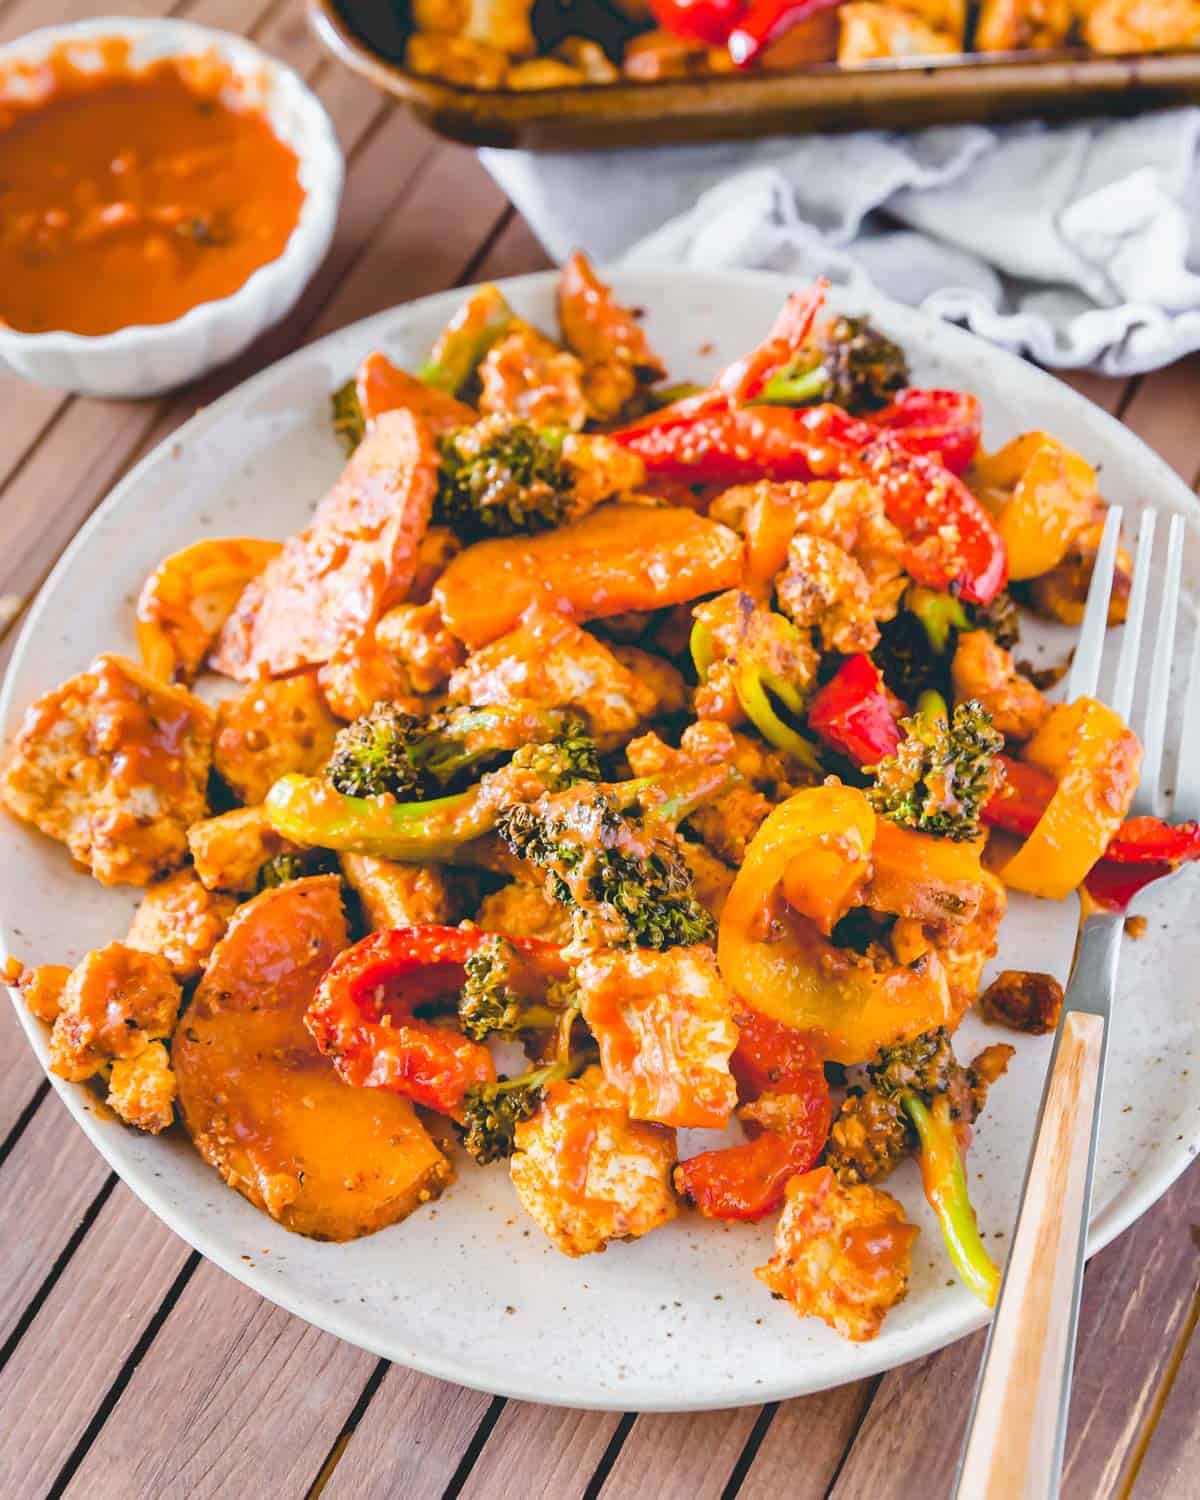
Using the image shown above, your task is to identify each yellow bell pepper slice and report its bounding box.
[973,432,1097,582]
[717,785,954,1064]
[1000,698,1142,900]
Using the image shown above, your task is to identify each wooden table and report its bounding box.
[0,3,1198,1496]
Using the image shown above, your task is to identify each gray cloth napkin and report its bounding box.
[480,108,1200,375]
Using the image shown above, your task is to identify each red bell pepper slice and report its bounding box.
[1103,815,1200,864]
[650,0,746,45]
[616,398,1006,604]
[872,388,983,476]
[808,654,903,767]
[305,925,568,1116]
[727,0,844,63]
[674,1014,832,1222]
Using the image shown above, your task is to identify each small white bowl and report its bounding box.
[0,17,344,398]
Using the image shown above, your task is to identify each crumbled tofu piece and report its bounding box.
[756,1167,917,1341]
[449,609,658,748]
[48,943,180,1083]
[213,671,340,805]
[376,601,465,694]
[510,1066,677,1256]
[340,854,458,931]
[476,880,576,942]
[1,655,214,886]
[575,945,738,1129]
[187,805,302,893]
[107,1041,177,1134]
[127,868,238,979]
[17,963,72,1023]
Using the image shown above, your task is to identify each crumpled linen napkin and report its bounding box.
[480,107,1200,375]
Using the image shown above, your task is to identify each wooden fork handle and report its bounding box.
[956,1010,1106,1500]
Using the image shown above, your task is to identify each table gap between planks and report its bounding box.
[0,3,1197,1496]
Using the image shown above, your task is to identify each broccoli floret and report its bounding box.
[828,1028,1013,1306]
[458,935,564,1042]
[757,315,909,413]
[331,377,364,455]
[257,848,339,889]
[461,1055,585,1165]
[824,1087,910,1187]
[827,1029,1012,1186]
[327,702,599,801]
[436,416,573,539]
[969,589,1021,650]
[870,1027,978,1116]
[868,693,1002,841]
[497,783,717,951]
[872,611,949,705]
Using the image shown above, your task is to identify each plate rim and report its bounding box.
[3,265,1199,1412]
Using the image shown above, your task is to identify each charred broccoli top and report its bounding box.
[326,702,599,801]
[461,1055,585,1165]
[969,589,1021,650]
[497,782,717,951]
[331,377,364,455]
[436,416,573,539]
[257,848,339,889]
[826,1028,1013,1186]
[757,315,910,413]
[868,693,1002,841]
[458,935,565,1042]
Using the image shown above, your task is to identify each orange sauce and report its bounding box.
[0,45,305,335]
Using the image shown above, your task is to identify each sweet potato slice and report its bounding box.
[174,876,451,1240]
[357,352,474,434]
[434,503,744,648]
[211,410,438,680]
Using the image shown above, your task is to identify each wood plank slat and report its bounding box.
[598,1407,762,1500]
[1116,357,1200,483]
[0,1186,191,1500]
[735,1381,877,1499]
[1129,1275,1200,1498]
[59,1259,379,1500]
[315,1364,495,1499]
[0,995,46,1146]
[0,1093,112,1351]
[455,1402,623,1500]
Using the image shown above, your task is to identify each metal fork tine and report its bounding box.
[1132,513,1186,818]
[1171,618,1200,823]
[1066,505,1123,702]
[1111,509,1156,722]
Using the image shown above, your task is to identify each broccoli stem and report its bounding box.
[754,363,831,407]
[691,619,822,772]
[633,763,742,826]
[907,587,970,655]
[419,286,513,395]
[647,381,706,409]
[904,1093,1000,1306]
[265,773,495,863]
[916,689,950,725]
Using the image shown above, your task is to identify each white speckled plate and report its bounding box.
[3,270,1199,1412]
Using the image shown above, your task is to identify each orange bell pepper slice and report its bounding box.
[1000,698,1142,900]
[973,432,1097,582]
[717,786,954,1064]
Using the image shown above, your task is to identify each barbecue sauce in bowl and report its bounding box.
[0,41,305,336]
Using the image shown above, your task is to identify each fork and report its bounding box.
[954,506,1200,1500]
